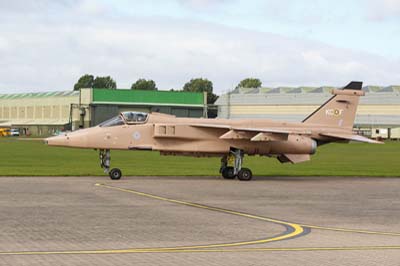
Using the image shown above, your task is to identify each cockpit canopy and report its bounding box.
[121,111,148,123]
[99,112,149,127]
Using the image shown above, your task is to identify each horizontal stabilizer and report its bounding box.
[277,154,310,164]
[320,132,383,144]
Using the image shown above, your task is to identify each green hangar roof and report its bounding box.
[92,89,205,107]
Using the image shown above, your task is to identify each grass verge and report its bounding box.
[0,138,399,177]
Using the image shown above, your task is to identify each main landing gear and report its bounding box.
[220,149,253,181]
[99,149,122,180]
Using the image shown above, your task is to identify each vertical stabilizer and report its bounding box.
[302,81,364,129]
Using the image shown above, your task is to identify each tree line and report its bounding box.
[73,74,262,104]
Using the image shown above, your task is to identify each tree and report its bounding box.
[183,78,218,104]
[131,79,158,90]
[236,78,262,89]
[73,74,94,91]
[73,74,117,90]
[92,76,117,89]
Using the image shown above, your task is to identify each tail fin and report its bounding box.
[302,81,364,129]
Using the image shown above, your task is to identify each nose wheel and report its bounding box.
[220,149,253,181]
[99,149,122,180]
[109,168,122,180]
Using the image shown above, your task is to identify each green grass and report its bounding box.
[0,138,399,176]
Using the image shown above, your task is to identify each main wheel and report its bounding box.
[109,168,122,180]
[221,167,236,179]
[237,168,252,181]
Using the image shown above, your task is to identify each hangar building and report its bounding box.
[0,88,206,136]
[215,85,400,139]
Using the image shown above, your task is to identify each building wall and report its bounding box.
[390,128,400,139]
[216,90,400,128]
[0,92,80,136]
[1,89,206,136]
[371,127,400,139]
[16,125,67,136]
[87,88,206,126]
[0,95,78,122]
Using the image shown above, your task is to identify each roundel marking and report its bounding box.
[133,131,141,140]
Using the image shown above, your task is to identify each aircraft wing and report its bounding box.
[320,132,384,144]
[189,123,311,141]
[190,123,310,134]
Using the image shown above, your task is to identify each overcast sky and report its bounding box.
[1,0,400,94]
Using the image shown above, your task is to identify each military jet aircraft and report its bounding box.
[45,81,382,180]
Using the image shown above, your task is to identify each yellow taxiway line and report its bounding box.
[1,183,399,256]
[94,183,306,249]
[1,246,400,255]
[298,224,400,236]
[97,183,400,237]
[0,183,306,256]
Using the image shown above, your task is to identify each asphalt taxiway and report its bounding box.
[0,176,399,265]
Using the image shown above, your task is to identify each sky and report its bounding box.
[0,0,400,94]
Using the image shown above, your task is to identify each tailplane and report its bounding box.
[302,81,364,129]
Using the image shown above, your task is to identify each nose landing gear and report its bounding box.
[99,149,122,180]
[109,168,122,180]
[220,149,253,181]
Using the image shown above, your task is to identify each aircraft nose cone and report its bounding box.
[45,129,91,148]
[45,134,68,147]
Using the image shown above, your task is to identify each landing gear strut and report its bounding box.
[220,149,253,181]
[99,149,122,180]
